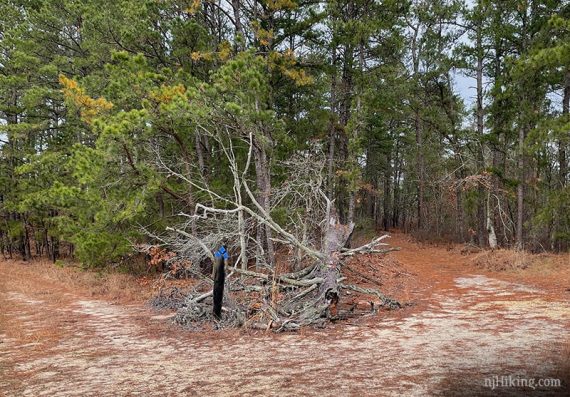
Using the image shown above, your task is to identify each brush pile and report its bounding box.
[150,232,403,331]
[145,147,405,331]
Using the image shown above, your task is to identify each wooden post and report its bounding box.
[213,256,225,319]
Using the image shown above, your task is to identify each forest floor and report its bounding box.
[1,232,569,396]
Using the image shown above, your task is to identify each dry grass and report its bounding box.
[2,259,159,304]
[470,249,569,273]
[54,268,153,303]
[471,249,538,271]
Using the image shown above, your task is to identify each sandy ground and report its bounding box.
[1,234,569,396]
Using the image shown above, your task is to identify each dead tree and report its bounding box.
[150,127,401,330]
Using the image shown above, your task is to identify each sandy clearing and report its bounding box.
[1,238,569,396]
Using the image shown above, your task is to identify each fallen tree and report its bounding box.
[146,124,401,330]
[155,228,400,331]
[151,224,401,333]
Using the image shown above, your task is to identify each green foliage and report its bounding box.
[1,0,570,274]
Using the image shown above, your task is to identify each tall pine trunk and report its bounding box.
[516,124,526,250]
[476,24,487,247]
[254,142,275,268]
[560,70,569,187]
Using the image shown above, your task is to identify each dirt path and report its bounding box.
[1,235,569,396]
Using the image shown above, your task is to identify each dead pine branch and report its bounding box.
[148,137,402,330]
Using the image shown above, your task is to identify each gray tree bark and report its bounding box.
[475,19,487,247]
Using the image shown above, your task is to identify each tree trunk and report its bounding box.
[476,24,486,247]
[516,124,526,250]
[560,70,569,188]
[347,193,355,227]
[51,236,59,263]
[231,0,245,47]
[553,70,570,251]
[195,132,207,178]
[487,192,498,249]
[315,209,355,318]
[383,148,392,231]
[253,142,274,268]
[491,30,506,246]
[455,162,465,243]
[415,109,424,230]
[392,138,402,228]
[410,22,424,231]
[515,8,530,251]
[21,218,31,261]
[327,46,338,198]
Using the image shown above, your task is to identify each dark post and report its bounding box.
[212,256,225,320]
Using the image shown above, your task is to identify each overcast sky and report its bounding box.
[454,71,476,109]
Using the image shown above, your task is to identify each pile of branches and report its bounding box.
[149,282,246,329]
[150,233,401,332]
[146,138,403,331]
[149,286,188,310]
[226,248,402,331]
